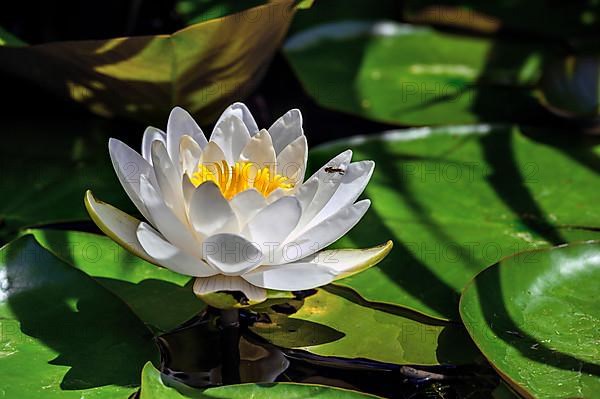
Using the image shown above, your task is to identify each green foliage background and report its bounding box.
[0,0,599,398]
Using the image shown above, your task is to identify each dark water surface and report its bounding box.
[152,307,501,399]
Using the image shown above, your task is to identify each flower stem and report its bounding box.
[220,308,240,328]
[219,309,240,384]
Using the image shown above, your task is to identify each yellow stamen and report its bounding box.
[190,161,293,199]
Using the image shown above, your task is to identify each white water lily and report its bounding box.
[85,103,391,306]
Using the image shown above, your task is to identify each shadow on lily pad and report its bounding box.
[2,236,158,390]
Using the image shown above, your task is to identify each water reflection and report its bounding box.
[157,308,500,398]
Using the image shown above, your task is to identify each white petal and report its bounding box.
[295,150,353,232]
[167,107,207,166]
[84,190,153,264]
[202,233,263,275]
[268,109,303,154]
[215,102,259,135]
[298,241,393,280]
[199,141,227,166]
[230,189,268,227]
[136,222,216,277]
[141,126,166,164]
[242,196,301,248]
[274,199,371,265]
[182,175,195,209]
[193,275,266,302]
[265,188,286,204]
[179,135,202,176]
[239,129,276,169]
[243,263,335,291]
[294,177,319,213]
[210,115,251,165]
[276,135,307,186]
[108,138,154,222]
[189,181,238,237]
[151,141,186,222]
[304,160,374,231]
[139,174,203,258]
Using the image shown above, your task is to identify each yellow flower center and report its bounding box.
[190,161,293,199]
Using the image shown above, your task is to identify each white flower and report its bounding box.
[85,103,392,305]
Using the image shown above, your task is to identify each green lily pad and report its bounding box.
[289,0,401,34]
[284,20,548,126]
[176,0,267,25]
[492,382,521,399]
[251,288,480,365]
[404,1,600,39]
[0,117,137,241]
[0,235,158,398]
[460,241,600,398]
[27,229,205,333]
[139,361,382,398]
[309,125,600,320]
[0,25,26,46]
[0,1,296,124]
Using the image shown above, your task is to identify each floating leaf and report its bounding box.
[404,0,600,39]
[295,0,316,10]
[492,382,521,399]
[251,288,480,365]
[309,125,600,320]
[284,20,549,126]
[139,361,382,398]
[0,236,158,398]
[27,229,205,333]
[460,241,600,398]
[289,0,401,33]
[0,118,134,241]
[0,25,26,46]
[0,1,296,124]
[176,0,267,25]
